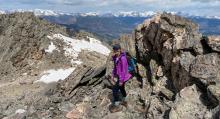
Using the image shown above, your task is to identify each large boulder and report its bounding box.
[190,53,220,82]
[169,85,211,119]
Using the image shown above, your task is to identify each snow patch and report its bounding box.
[71,60,83,65]
[47,34,110,63]
[88,36,101,44]
[113,11,156,17]
[47,35,53,39]
[36,68,75,83]
[45,42,57,53]
[79,12,99,17]
[11,9,60,16]
[15,109,26,114]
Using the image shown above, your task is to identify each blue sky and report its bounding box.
[0,0,220,16]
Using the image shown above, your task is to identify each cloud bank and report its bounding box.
[0,0,219,16]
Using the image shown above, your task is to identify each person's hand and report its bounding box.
[119,82,123,86]
[110,76,116,85]
[111,76,114,81]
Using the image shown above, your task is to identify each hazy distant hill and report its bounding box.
[42,15,148,41]
[190,17,220,35]
[42,15,220,42]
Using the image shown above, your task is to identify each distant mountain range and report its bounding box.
[2,9,220,19]
[1,9,220,42]
[0,9,157,17]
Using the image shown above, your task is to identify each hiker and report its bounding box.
[126,52,143,88]
[109,44,132,113]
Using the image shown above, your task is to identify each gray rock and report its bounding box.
[211,104,220,119]
[153,76,174,100]
[103,112,127,119]
[169,84,211,119]
[80,66,106,84]
[3,109,27,119]
[207,36,220,52]
[190,53,220,81]
[145,96,171,119]
[119,34,136,57]
[171,52,196,91]
[207,84,220,106]
[53,65,93,100]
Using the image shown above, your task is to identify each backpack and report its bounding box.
[126,52,137,73]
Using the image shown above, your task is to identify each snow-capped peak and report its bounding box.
[205,15,220,20]
[12,9,60,16]
[31,9,60,16]
[0,9,66,16]
[0,10,6,14]
[112,11,155,17]
[78,12,100,17]
[1,9,220,19]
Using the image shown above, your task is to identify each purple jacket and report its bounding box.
[112,52,132,83]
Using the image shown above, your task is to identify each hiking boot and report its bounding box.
[121,101,128,108]
[109,105,122,113]
[139,83,143,89]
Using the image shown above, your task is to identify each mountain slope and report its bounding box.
[0,12,111,119]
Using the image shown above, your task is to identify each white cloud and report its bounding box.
[0,0,220,16]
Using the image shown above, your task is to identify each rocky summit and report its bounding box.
[0,12,220,119]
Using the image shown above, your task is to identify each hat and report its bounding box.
[112,44,121,51]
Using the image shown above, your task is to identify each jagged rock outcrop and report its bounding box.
[116,12,220,118]
[134,13,204,91]
[131,12,220,118]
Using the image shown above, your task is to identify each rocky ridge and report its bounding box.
[0,12,220,119]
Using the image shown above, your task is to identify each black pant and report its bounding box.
[112,80,127,102]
